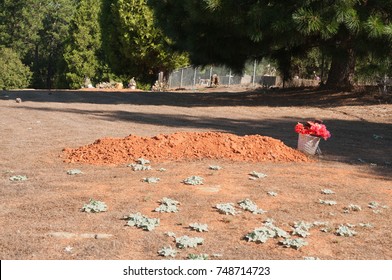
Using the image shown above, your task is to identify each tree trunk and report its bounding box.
[326,46,356,91]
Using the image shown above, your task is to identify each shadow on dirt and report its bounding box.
[1,87,389,108]
[13,105,392,179]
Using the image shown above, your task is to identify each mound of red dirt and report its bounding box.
[62,131,310,165]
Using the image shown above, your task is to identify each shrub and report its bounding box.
[0,47,32,90]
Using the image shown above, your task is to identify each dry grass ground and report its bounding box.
[0,87,391,260]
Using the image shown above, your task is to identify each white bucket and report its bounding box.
[297,134,320,155]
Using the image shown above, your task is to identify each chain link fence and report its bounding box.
[166,62,278,89]
[376,75,392,94]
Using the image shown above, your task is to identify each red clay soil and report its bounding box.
[62,131,310,165]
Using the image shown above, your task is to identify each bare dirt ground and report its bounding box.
[0,87,391,260]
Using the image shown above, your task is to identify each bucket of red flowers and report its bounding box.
[295,120,331,155]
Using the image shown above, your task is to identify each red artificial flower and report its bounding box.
[294,120,331,140]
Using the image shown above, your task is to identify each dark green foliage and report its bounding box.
[0,0,45,57]
[0,0,77,89]
[0,0,187,89]
[101,0,188,84]
[64,0,103,89]
[37,0,77,89]
[0,47,32,89]
[149,0,261,74]
[150,0,392,89]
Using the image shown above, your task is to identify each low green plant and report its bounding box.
[155,197,180,213]
[245,220,289,243]
[128,158,152,170]
[249,171,267,180]
[335,225,357,237]
[313,221,329,227]
[279,238,308,249]
[245,227,276,243]
[183,176,204,185]
[142,177,160,183]
[359,223,373,228]
[238,199,266,214]
[81,199,107,213]
[128,164,152,171]
[165,232,176,237]
[321,189,335,194]
[209,165,222,170]
[267,191,278,197]
[304,257,320,260]
[158,246,177,257]
[292,221,313,237]
[215,203,239,215]
[124,212,160,231]
[67,169,83,175]
[9,175,28,181]
[368,201,388,211]
[344,204,362,212]
[137,158,150,165]
[188,253,209,260]
[264,219,290,237]
[189,223,209,232]
[368,201,380,209]
[175,235,204,249]
[319,199,337,206]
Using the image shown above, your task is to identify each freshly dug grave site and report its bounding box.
[62,131,311,165]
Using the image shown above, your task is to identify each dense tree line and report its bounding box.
[1,0,391,90]
[150,0,392,89]
[0,0,187,89]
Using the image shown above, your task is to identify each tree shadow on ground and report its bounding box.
[2,87,389,107]
[14,105,392,179]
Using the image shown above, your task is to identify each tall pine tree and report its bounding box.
[101,0,188,84]
[64,0,103,89]
[150,0,392,89]
[0,0,76,88]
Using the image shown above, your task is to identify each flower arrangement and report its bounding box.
[295,120,331,140]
